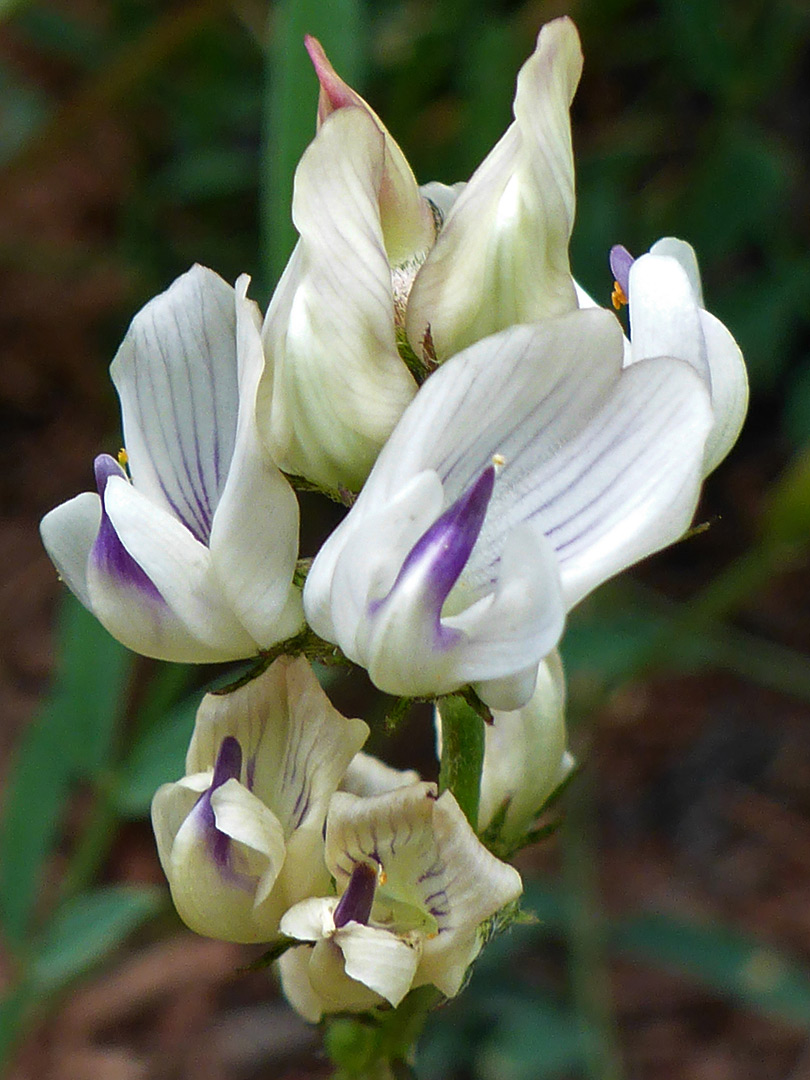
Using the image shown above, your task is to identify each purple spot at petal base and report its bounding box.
[91,455,163,602]
[334,862,377,928]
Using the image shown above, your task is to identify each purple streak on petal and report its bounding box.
[209,736,243,870]
[192,736,254,892]
[91,454,164,602]
[333,862,377,928]
[372,466,496,649]
[609,245,635,295]
[402,465,495,607]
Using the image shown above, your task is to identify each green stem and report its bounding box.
[436,693,485,828]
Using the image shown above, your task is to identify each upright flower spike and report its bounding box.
[278,783,523,1022]
[405,17,583,360]
[256,43,436,493]
[436,652,573,847]
[258,20,584,492]
[40,267,303,662]
[609,238,748,475]
[304,307,713,711]
[151,656,369,943]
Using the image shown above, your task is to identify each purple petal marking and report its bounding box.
[190,736,256,892]
[208,736,243,870]
[609,244,635,295]
[334,862,377,928]
[380,466,495,642]
[91,454,163,602]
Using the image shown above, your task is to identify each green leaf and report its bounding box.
[57,597,131,779]
[29,886,163,995]
[613,915,810,1027]
[0,598,130,946]
[261,0,365,293]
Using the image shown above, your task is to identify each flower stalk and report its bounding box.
[436,693,485,829]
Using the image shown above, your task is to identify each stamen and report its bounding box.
[334,862,377,928]
[117,447,129,470]
[611,280,628,310]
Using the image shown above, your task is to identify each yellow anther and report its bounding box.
[378,868,388,886]
[611,280,628,310]
[117,448,129,468]
[492,453,506,470]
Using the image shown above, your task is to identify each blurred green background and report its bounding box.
[1,0,810,1077]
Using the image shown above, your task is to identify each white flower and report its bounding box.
[607,238,748,475]
[256,40,433,492]
[257,18,582,492]
[278,782,522,1021]
[436,652,572,846]
[304,306,713,710]
[40,266,303,662]
[151,656,369,943]
[405,16,582,360]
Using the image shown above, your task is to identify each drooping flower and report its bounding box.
[607,238,748,475]
[257,17,582,492]
[436,651,572,848]
[151,656,369,943]
[40,267,303,662]
[304,306,713,711]
[278,782,522,1021]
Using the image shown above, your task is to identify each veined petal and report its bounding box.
[416,791,522,997]
[406,17,582,359]
[186,656,369,846]
[101,474,257,657]
[305,36,435,265]
[326,786,522,998]
[208,277,304,646]
[500,356,713,609]
[258,107,418,491]
[40,491,101,609]
[111,266,239,543]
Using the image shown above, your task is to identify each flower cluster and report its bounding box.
[39,17,746,1023]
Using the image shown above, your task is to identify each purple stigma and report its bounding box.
[334,862,377,928]
[91,454,163,601]
[393,465,495,618]
[609,244,635,296]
